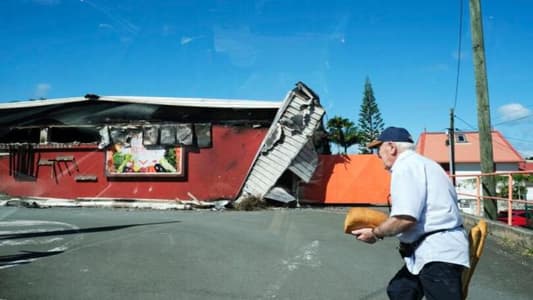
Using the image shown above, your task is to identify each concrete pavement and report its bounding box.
[0,206,531,300]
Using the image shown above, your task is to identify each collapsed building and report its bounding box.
[0,82,330,203]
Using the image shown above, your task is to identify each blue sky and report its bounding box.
[1,0,532,157]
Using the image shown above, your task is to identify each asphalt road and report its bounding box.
[0,207,531,300]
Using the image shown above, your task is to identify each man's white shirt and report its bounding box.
[389,150,470,275]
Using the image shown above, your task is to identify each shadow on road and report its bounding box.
[0,220,182,240]
[1,249,64,263]
[0,220,181,267]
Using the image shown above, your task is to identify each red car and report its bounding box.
[496,210,532,227]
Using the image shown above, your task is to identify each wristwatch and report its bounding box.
[372,227,384,240]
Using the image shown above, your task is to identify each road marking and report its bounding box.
[0,220,81,269]
[261,240,322,299]
[0,237,64,246]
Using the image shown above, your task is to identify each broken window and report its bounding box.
[176,123,193,146]
[159,125,177,145]
[143,125,159,146]
[0,128,40,144]
[98,126,110,149]
[48,127,100,143]
[109,126,138,146]
[194,123,212,148]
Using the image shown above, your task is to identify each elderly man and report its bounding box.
[352,126,469,300]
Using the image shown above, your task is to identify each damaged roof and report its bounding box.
[0,95,281,110]
[0,95,282,127]
[237,82,326,200]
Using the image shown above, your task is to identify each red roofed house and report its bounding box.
[416,130,527,212]
[417,130,525,173]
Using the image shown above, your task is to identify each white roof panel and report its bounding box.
[0,96,282,110]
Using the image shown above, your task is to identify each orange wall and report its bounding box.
[301,154,391,205]
[0,125,267,201]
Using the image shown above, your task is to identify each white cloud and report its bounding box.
[35,83,51,98]
[497,103,531,122]
[180,37,193,45]
[497,104,533,158]
[180,35,204,45]
[80,0,139,35]
[213,26,257,67]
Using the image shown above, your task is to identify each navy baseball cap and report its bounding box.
[367,127,414,148]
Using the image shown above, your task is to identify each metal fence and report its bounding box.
[452,170,533,227]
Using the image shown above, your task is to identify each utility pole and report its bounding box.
[469,0,497,219]
[448,108,456,186]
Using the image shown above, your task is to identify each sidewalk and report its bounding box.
[0,194,229,211]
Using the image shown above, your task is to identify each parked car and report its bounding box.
[496,210,532,227]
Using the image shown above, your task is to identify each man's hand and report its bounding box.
[350,215,416,245]
[351,228,378,244]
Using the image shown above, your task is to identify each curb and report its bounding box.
[0,197,229,211]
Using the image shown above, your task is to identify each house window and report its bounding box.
[455,134,468,143]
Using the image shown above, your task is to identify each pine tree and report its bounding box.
[358,78,385,153]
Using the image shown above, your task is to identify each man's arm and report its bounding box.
[351,215,416,244]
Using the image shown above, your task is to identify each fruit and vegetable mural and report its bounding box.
[105,131,183,176]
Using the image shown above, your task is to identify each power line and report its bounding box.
[505,136,533,144]
[456,112,533,129]
[492,103,533,123]
[452,0,465,111]
[493,114,533,126]
[454,114,532,158]
[454,114,477,130]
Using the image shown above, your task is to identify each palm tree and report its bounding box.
[326,116,361,154]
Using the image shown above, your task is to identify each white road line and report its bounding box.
[0,220,81,269]
[0,237,64,247]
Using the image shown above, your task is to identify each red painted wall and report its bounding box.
[0,125,267,201]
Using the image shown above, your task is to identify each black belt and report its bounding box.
[398,225,463,258]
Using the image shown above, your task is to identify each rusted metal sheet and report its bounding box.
[238,82,325,201]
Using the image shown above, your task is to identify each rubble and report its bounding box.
[0,195,231,211]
